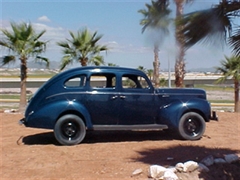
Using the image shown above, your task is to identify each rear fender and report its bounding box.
[25,100,92,129]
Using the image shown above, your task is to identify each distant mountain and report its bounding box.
[188,67,217,73]
[2,59,217,73]
[5,60,60,70]
[27,61,60,69]
[161,67,217,73]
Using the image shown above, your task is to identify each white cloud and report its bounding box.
[30,23,67,53]
[104,41,151,54]
[38,16,51,22]
[32,23,65,40]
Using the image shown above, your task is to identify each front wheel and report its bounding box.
[54,114,86,145]
[178,112,206,140]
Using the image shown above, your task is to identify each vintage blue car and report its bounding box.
[20,66,218,145]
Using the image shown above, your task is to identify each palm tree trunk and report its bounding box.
[175,56,185,87]
[153,46,160,87]
[234,79,240,113]
[19,57,27,112]
[174,0,186,87]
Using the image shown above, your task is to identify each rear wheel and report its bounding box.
[178,112,206,140]
[54,114,86,145]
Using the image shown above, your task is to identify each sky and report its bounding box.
[0,0,238,71]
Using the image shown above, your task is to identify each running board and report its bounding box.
[92,124,168,131]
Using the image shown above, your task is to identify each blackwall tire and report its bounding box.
[178,112,206,140]
[54,114,86,145]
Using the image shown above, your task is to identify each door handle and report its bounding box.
[162,94,169,98]
[111,95,118,100]
[120,95,126,99]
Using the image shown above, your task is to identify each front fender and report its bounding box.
[25,100,92,129]
[158,99,211,128]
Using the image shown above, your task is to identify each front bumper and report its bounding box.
[19,118,26,125]
[210,111,218,121]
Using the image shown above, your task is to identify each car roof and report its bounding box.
[62,66,143,74]
[56,66,147,78]
[45,66,146,87]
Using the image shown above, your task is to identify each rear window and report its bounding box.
[64,75,86,88]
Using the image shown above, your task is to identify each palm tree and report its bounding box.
[179,0,240,56]
[137,66,147,74]
[138,0,171,87]
[57,28,108,70]
[174,0,193,87]
[0,22,49,112]
[216,55,240,112]
[147,69,154,81]
[107,63,118,67]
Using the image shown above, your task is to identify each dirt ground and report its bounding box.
[0,112,239,180]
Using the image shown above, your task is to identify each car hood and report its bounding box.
[155,88,207,99]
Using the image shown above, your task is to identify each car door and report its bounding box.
[118,73,156,125]
[84,73,119,125]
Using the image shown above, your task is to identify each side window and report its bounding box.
[64,75,86,88]
[122,74,150,89]
[138,76,150,88]
[90,73,116,89]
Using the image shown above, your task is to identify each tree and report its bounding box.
[107,63,118,67]
[138,0,171,87]
[174,0,193,87]
[0,22,49,112]
[147,69,154,81]
[57,28,108,70]
[216,55,240,113]
[137,66,147,74]
[179,0,240,56]
[159,77,167,86]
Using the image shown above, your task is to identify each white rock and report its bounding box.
[148,165,167,179]
[167,166,177,173]
[175,162,184,172]
[4,109,18,113]
[163,170,179,180]
[4,109,11,113]
[224,154,239,163]
[132,168,143,176]
[183,161,199,172]
[198,163,209,172]
[214,158,226,164]
[201,155,214,166]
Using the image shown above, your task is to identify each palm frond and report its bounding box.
[228,27,240,56]
[89,55,104,66]
[33,29,47,41]
[69,31,75,40]
[179,0,240,50]
[0,55,16,66]
[59,55,73,70]
[215,55,240,84]
[35,56,49,68]
[0,40,13,50]
[179,8,230,48]
[57,41,70,48]
[138,9,148,16]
